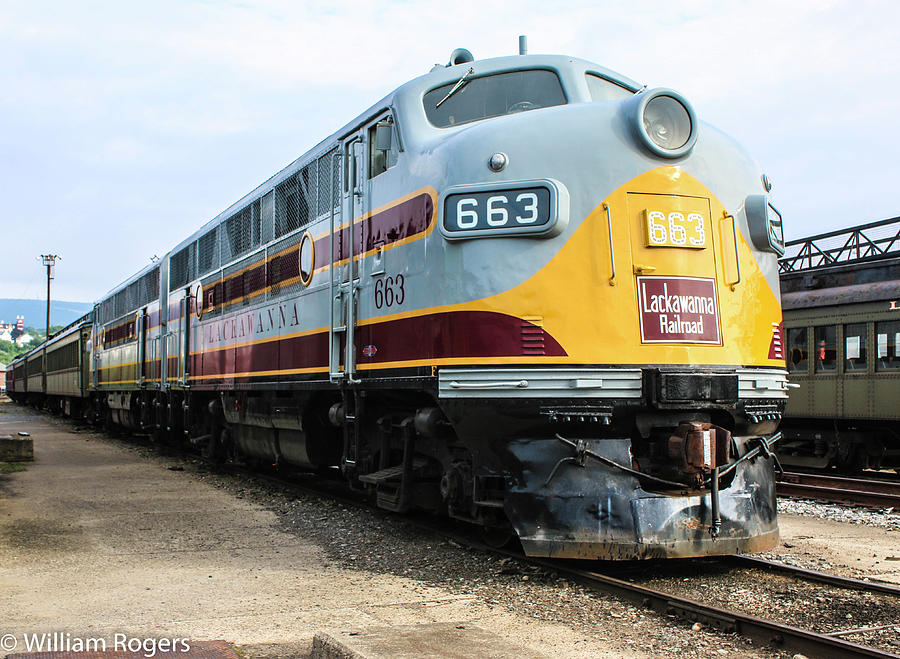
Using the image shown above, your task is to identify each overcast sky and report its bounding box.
[1,0,898,304]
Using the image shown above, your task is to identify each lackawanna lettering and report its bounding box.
[640,282,715,316]
[637,275,720,343]
[205,301,300,345]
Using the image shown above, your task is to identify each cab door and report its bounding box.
[176,288,193,386]
[136,308,147,386]
[330,135,366,382]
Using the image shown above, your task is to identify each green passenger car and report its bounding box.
[779,216,900,470]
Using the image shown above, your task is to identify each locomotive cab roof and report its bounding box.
[391,53,643,137]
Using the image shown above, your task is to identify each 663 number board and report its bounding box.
[443,187,552,238]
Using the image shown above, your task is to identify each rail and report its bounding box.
[235,464,900,658]
[776,471,900,507]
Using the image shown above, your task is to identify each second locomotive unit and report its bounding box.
[16,43,789,559]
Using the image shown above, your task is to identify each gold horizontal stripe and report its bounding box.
[189,366,328,381]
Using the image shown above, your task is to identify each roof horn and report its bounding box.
[448,48,474,66]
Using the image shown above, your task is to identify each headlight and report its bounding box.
[631,88,698,158]
[745,194,785,255]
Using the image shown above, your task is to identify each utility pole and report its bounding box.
[40,254,59,338]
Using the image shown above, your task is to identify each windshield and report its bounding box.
[424,69,566,128]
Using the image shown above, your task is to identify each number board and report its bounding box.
[643,209,708,249]
[444,187,551,236]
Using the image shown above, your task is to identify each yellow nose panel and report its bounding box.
[471,166,785,368]
[626,193,717,274]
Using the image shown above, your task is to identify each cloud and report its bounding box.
[0,0,898,300]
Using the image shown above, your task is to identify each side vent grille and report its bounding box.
[768,322,784,361]
[521,316,546,356]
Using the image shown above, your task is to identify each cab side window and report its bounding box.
[369,116,399,179]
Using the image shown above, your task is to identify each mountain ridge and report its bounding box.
[0,298,93,328]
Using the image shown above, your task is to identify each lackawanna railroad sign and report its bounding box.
[636,275,721,344]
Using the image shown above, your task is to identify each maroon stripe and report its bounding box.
[314,192,434,269]
[171,192,435,312]
[190,311,565,379]
[358,311,566,362]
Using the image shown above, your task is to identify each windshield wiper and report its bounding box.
[435,67,474,109]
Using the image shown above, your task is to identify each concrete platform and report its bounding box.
[311,623,543,659]
[0,403,632,658]
[0,433,33,461]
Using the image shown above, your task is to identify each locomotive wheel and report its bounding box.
[202,427,231,464]
[482,524,516,549]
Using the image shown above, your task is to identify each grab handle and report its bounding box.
[448,380,528,389]
[723,212,741,290]
[603,203,616,285]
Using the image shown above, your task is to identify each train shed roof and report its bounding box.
[779,216,900,309]
[779,215,900,274]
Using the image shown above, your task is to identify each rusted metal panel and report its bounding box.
[502,436,778,560]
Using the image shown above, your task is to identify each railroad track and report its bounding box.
[225,464,900,659]
[75,425,900,659]
[776,470,900,507]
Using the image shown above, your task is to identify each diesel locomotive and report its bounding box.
[7,43,788,559]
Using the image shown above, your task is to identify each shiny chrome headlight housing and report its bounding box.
[745,194,785,255]
[631,88,698,158]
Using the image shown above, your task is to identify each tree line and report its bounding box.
[0,326,64,366]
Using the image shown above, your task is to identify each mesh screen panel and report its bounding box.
[266,232,304,301]
[251,199,262,248]
[223,206,252,262]
[261,191,274,244]
[170,244,196,291]
[198,227,219,275]
[114,290,127,318]
[317,149,340,218]
[299,160,316,225]
[99,298,115,324]
[275,176,299,238]
[146,267,160,304]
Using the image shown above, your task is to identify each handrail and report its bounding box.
[723,212,741,289]
[603,203,616,285]
[329,150,341,382]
